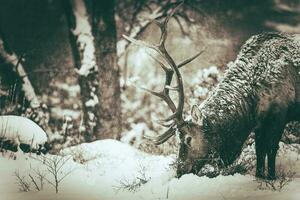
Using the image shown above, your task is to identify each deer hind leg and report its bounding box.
[255,107,287,179]
[265,110,287,180]
[266,127,283,180]
[266,145,279,180]
[255,130,267,178]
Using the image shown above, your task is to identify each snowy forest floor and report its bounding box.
[1,139,300,200]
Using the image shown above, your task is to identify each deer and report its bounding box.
[124,3,300,180]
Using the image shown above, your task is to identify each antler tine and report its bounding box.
[153,129,176,145]
[157,112,178,122]
[122,34,159,52]
[129,65,177,113]
[144,126,176,145]
[147,50,171,72]
[165,1,184,25]
[140,86,176,112]
[146,126,175,141]
[178,48,205,68]
[156,120,176,128]
[155,1,184,47]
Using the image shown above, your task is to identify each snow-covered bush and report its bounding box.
[0,115,49,154]
[113,164,150,193]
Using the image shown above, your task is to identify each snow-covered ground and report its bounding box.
[1,139,300,200]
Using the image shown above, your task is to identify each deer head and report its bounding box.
[123,3,209,177]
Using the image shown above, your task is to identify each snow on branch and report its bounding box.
[71,0,98,77]
[0,37,40,108]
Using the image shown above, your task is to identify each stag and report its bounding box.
[124,4,300,180]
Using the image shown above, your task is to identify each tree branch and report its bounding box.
[0,36,40,108]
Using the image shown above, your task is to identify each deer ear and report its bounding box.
[191,105,203,125]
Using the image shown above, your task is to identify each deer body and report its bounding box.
[191,32,300,179]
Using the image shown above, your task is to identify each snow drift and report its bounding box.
[0,115,48,153]
[0,138,299,200]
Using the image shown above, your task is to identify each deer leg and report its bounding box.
[255,131,267,178]
[266,128,283,180]
[257,107,286,179]
[267,146,279,180]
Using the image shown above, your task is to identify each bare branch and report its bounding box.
[28,174,40,191]
[14,170,31,192]
[58,169,74,183]
[117,1,173,57]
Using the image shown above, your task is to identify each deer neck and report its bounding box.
[200,80,257,165]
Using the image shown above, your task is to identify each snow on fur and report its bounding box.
[0,115,47,149]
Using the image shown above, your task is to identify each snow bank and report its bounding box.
[121,123,148,147]
[0,139,300,200]
[0,115,48,149]
[61,139,175,183]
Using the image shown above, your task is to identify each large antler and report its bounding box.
[123,2,203,145]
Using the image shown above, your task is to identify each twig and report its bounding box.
[28,173,40,191]
[14,170,31,192]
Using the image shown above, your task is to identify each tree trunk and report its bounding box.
[63,0,100,142]
[92,0,121,139]
[63,0,121,140]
